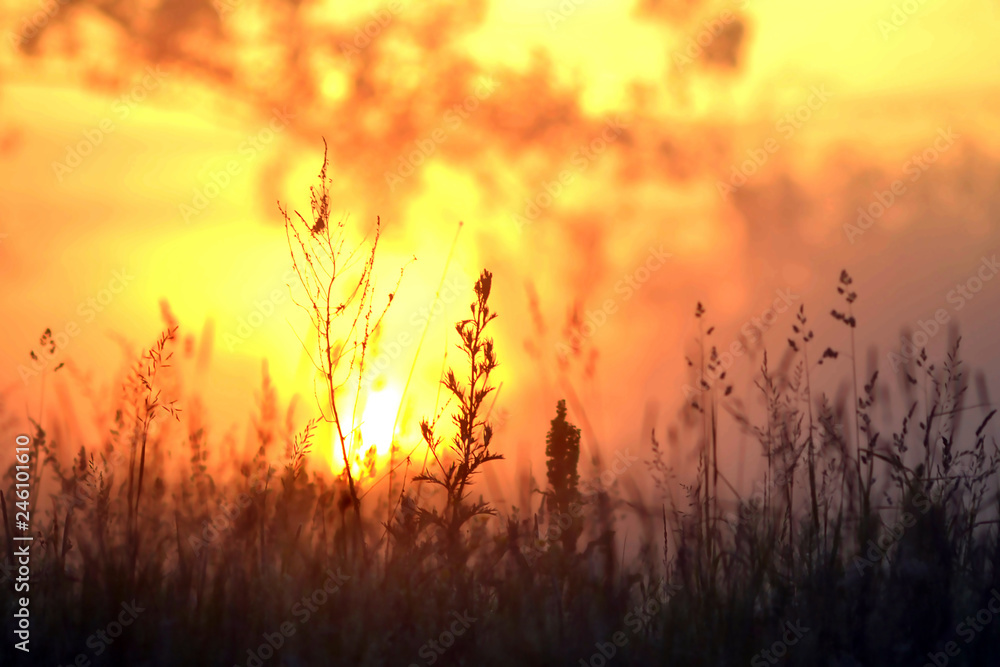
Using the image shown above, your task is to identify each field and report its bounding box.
[2,157,999,667]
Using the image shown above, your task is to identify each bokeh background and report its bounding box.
[2,0,999,501]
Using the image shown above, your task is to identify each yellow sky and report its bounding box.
[2,0,1000,484]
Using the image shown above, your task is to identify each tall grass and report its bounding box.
[2,152,999,666]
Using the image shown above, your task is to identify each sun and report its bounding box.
[358,382,404,455]
[331,381,405,479]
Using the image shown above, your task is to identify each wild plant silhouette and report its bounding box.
[2,149,999,667]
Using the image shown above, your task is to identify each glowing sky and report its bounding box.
[2,0,1000,490]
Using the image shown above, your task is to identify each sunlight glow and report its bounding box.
[358,381,404,454]
[331,382,404,479]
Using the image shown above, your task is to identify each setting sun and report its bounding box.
[4,0,1000,664]
[332,381,405,479]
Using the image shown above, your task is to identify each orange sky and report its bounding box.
[2,0,1000,498]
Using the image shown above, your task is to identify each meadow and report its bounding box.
[2,153,999,667]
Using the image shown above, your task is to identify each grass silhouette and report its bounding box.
[2,149,999,667]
